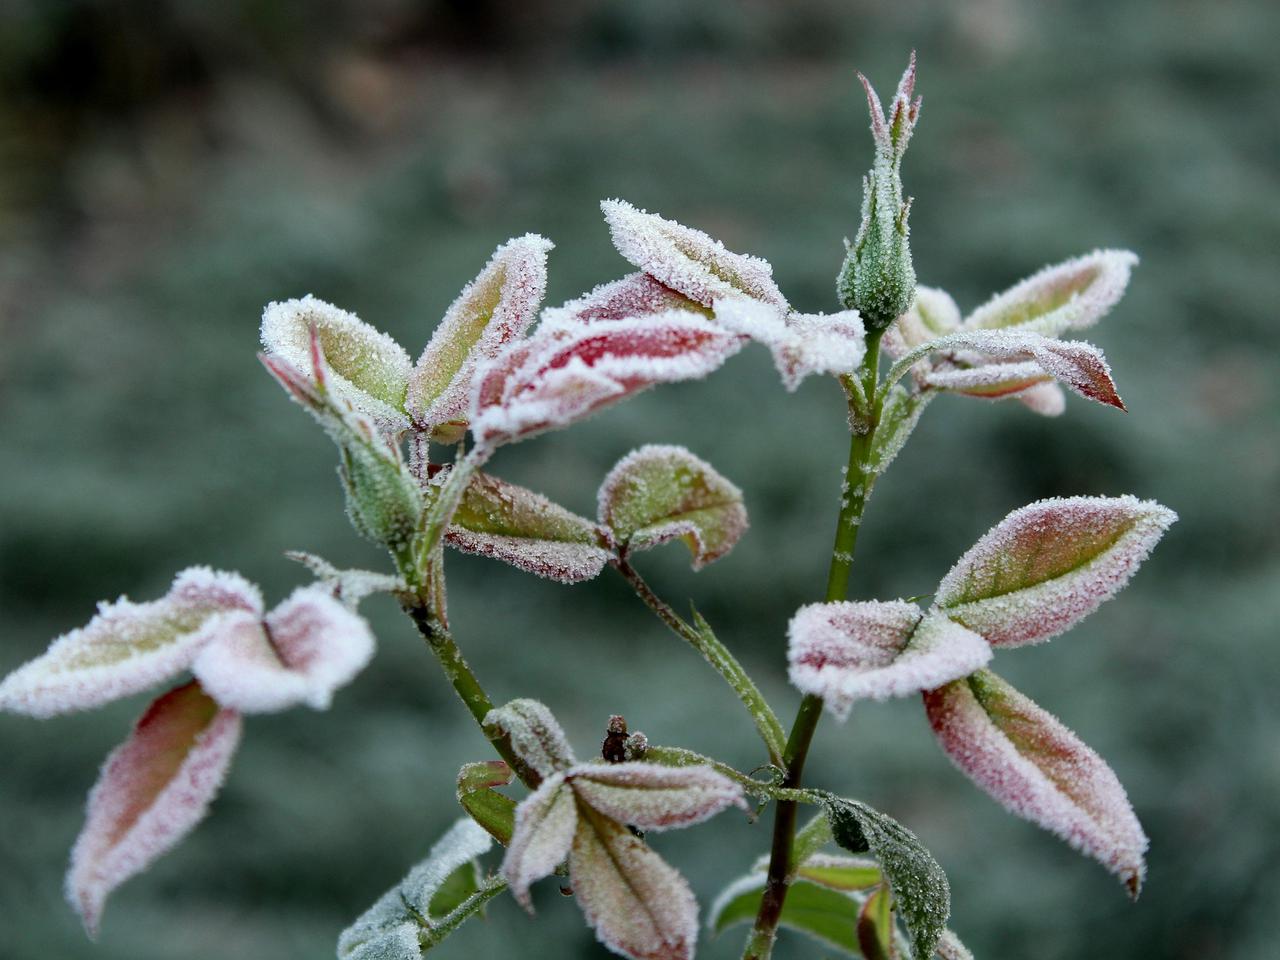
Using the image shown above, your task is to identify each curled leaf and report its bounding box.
[457,760,517,846]
[788,602,990,721]
[445,469,612,583]
[598,445,747,569]
[190,586,376,713]
[713,298,866,390]
[470,312,742,448]
[935,496,1177,648]
[568,762,745,831]
[553,272,707,323]
[501,774,578,910]
[963,250,1138,336]
[924,670,1148,897]
[483,699,576,778]
[0,568,261,718]
[67,681,241,936]
[409,234,553,441]
[260,295,412,431]
[602,199,788,311]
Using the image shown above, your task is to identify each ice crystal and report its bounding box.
[788,602,990,720]
[408,234,552,442]
[260,295,412,431]
[712,297,866,391]
[0,567,261,718]
[601,199,789,312]
[67,681,241,936]
[935,496,1177,648]
[597,444,747,569]
[924,670,1148,897]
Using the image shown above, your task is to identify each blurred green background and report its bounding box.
[1,1,1276,958]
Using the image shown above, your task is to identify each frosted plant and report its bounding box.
[0,54,1177,960]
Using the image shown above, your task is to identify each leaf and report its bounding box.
[934,929,975,960]
[0,567,261,718]
[788,602,991,721]
[457,760,517,846]
[67,680,241,936]
[409,234,553,441]
[1013,381,1066,418]
[444,469,612,583]
[260,295,412,431]
[570,810,699,960]
[500,774,578,910]
[708,873,865,955]
[552,272,708,323]
[190,586,376,713]
[923,669,1148,897]
[795,854,882,892]
[337,818,493,960]
[470,312,743,448]
[712,297,866,391]
[601,199,788,312]
[869,385,933,477]
[567,762,745,830]
[483,699,576,778]
[882,286,961,360]
[283,551,405,609]
[598,445,747,569]
[962,250,1138,337]
[857,885,895,960]
[816,792,950,960]
[934,495,1177,648]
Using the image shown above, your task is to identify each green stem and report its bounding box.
[613,557,787,767]
[743,330,884,960]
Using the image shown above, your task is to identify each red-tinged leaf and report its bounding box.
[445,469,612,583]
[857,885,895,960]
[598,445,747,569]
[457,760,517,846]
[568,762,745,831]
[260,295,412,430]
[67,681,241,935]
[190,587,375,713]
[935,496,1177,648]
[601,199,788,312]
[409,234,553,440]
[501,774,578,910]
[713,298,866,390]
[788,602,990,721]
[570,812,699,960]
[924,670,1148,897]
[553,272,707,323]
[882,286,960,360]
[962,250,1138,337]
[484,698,576,778]
[0,568,261,718]
[469,312,743,448]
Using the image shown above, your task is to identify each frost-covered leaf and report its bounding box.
[882,286,960,360]
[788,602,990,721]
[935,496,1177,648]
[457,760,517,846]
[935,928,975,960]
[483,699,576,779]
[0,568,261,718]
[568,762,745,830]
[470,312,742,448]
[795,854,882,892]
[261,295,412,431]
[602,199,788,312]
[501,774,578,910]
[444,469,612,583]
[598,445,747,569]
[338,818,493,960]
[713,298,865,390]
[708,872,865,955]
[191,586,375,713]
[816,792,950,960]
[283,551,405,609]
[409,235,553,441]
[869,384,933,477]
[67,680,241,936]
[963,250,1138,337]
[1014,381,1066,417]
[552,272,708,323]
[857,885,894,960]
[923,670,1147,897]
[570,812,699,960]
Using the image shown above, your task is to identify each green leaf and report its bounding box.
[426,861,482,919]
[815,792,950,960]
[857,885,895,960]
[456,760,517,846]
[797,855,882,892]
[709,874,865,955]
[598,445,748,569]
[869,385,932,479]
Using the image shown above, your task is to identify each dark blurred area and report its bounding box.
[1,1,1277,958]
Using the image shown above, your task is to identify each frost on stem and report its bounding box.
[935,495,1177,648]
[924,670,1148,897]
[408,234,553,443]
[598,444,748,569]
[787,601,991,720]
[712,297,866,391]
[67,680,241,936]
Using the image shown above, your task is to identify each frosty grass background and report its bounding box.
[0,2,1276,958]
